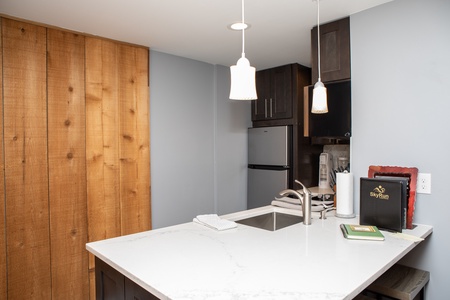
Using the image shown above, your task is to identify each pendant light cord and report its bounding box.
[317,0,321,81]
[241,0,245,55]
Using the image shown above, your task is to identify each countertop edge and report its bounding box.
[86,206,433,300]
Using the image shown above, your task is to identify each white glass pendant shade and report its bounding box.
[229,0,257,100]
[312,0,328,114]
[311,79,328,113]
[229,54,257,100]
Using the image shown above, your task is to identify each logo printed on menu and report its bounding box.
[370,185,390,200]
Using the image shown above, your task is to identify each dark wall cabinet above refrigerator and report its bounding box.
[251,63,311,128]
[252,65,292,121]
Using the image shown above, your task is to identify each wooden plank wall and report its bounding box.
[85,37,121,245]
[0,18,6,300]
[85,38,122,294]
[47,29,89,299]
[85,38,151,293]
[0,17,150,299]
[117,44,150,236]
[3,19,51,299]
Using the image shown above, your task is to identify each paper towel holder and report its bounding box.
[336,171,355,218]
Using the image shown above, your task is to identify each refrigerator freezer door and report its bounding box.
[248,126,290,166]
[248,168,288,209]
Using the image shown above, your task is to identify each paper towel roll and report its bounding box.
[336,171,355,218]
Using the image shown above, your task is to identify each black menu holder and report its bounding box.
[360,177,404,232]
[374,176,409,229]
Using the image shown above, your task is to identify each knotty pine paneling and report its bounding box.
[85,38,151,244]
[85,37,122,297]
[85,38,151,295]
[117,44,151,236]
[2,19,51,299]
[86,37,122,250]
[1,16,150,300]
[0,18,6,300]
[47,28,89,299]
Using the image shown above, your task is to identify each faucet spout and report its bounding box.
[279,182,312,225]
[294,180,312,225]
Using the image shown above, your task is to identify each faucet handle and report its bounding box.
[320,207,336,219]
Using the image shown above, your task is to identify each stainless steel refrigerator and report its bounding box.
[247,126,292,209]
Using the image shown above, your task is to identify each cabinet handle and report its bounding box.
[269,98,273,118]
[254,100,257,115]
[264,99,268,118]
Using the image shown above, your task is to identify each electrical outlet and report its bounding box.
[417,173,431,194]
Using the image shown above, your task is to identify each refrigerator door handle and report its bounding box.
[248,164,289,171]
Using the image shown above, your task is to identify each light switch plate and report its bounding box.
[417,173,431,194]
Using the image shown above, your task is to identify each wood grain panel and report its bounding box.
[0,17,6,300]
[2,19,51,299]
[85,37,121,259]
[47,28,88,299]
[118,45,151,235]
[1,16,150,300]
[136,47,151,232]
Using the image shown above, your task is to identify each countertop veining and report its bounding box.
[86,206,432,300]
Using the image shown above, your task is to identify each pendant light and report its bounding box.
[229,0,257,100]
[311,0,328,113]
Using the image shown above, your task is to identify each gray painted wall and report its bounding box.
[150,51,250,229]
[214,65,251,214]
[150,0,449,295]
[351,0,450,297]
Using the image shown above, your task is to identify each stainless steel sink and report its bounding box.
[236,212,303,231]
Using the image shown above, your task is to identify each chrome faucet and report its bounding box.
[279,180,312,225]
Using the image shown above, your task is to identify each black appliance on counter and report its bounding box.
[304,80,351,144]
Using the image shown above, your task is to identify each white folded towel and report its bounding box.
[193,214,237,231]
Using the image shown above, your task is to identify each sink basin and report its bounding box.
[236,212,303,231]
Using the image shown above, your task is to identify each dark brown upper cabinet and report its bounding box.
[253,64,292,122]
[252,63,311,128]
[311,17,350,83]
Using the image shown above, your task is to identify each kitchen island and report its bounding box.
[86,206,432,300]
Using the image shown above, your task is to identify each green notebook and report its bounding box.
[340,224,385,241]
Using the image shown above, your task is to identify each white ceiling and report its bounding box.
[0,0,392,71]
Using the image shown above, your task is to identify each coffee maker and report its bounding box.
[318,153,333,189]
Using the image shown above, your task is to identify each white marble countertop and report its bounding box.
[86,206,432,300]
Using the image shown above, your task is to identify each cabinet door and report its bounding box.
[252,65,292,121]
[252,69,270,121]
[125,278,159,300]
[271,65,293,119]
[95,258,125,300]
[95,257,158,300]
[311,17,350,82]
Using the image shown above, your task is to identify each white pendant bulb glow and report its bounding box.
[311,0,328,114]
[229,0,257,100]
